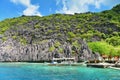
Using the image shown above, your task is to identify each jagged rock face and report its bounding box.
[0,39,52,62]
[76,39,101,61]
[0,38,101,62]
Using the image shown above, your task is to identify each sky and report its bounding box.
[0,0,120,21]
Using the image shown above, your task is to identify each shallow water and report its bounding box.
[0,63,119,80]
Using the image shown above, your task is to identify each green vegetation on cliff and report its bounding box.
[88,41,120,56]
[0,4,120,56]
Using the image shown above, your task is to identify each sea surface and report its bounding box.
[0,63,119,80]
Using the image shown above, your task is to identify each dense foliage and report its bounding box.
[88,41,120,56]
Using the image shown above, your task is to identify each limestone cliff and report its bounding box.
[0,38,101,62]
[0,4,120,62]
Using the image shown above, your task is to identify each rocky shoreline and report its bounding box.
[0,4,120,62]
[0,38,101,62]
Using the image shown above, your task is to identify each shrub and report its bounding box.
[49,46,55,52]
[2,37,7,41]
[106,36,120,46]
[67,32,76,38]
[88,41,114,56]
[54,41,61,48]
[72,40,80,48]
[58,48,63,53]
[20,38,27,45]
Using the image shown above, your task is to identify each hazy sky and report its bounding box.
[0,0,120,21]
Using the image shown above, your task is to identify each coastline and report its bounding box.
[0,62,119,69]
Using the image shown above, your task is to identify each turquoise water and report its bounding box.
[0,63,119,80]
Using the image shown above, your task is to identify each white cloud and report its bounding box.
[56,0,61,5]
[56,0,106,14]
[11,0,42,16]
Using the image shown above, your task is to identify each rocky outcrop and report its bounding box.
[0,38,101,62]
[78,40,101,61]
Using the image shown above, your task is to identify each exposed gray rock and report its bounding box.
[0,38,101,62]
[78,40,102,61]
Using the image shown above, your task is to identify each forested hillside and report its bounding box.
[0,4,120,61]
